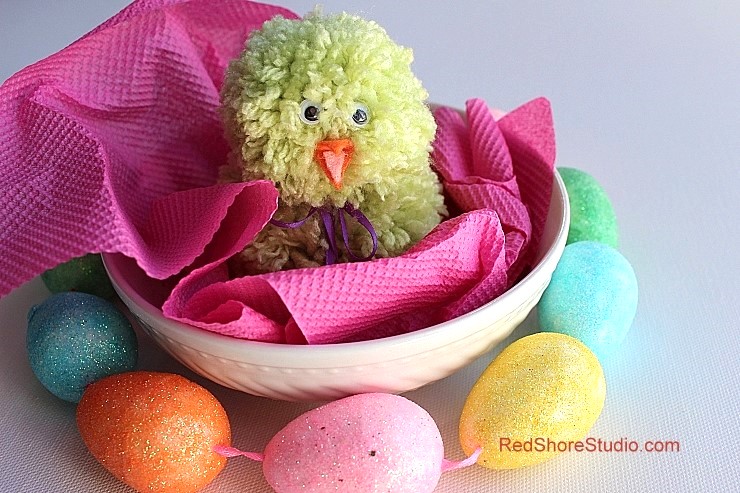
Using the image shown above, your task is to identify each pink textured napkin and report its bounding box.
[433,98,556,282]
[163,98,555,344]
[0,0,555,344]
[0,0,296,296]
[163,209,509,343]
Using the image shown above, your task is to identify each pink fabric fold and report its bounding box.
[0,0,297,296]
[432,98,555,282]
[163,210,508,344]
[162,98,556,344]
[0,0,556,344]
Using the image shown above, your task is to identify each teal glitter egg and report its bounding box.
[538,241,638,360]
[41,254,117,300]
[26,292,138,402]
[559,167,619,248]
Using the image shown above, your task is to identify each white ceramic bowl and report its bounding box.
[104,171,569,402]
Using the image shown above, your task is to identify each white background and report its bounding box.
[1,1,738,492]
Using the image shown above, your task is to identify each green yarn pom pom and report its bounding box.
[559,167,619,248]
[220,10,446,273]
[41,254,117,300]
[221,10,440,211]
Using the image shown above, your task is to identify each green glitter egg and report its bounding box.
[559,167,619,248]
[26,292,138,403]
[41,254,117,300]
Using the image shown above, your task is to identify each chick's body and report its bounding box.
[221,12,446,274]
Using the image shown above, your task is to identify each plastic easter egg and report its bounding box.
[459,332,606,469]
[559,167,619,247]
[77,372,231,493]
[538,241,638,359]
[263,393,444,493]
[41,254,117,300]
[26,292,137,402]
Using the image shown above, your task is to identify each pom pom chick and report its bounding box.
[221,10,446,274]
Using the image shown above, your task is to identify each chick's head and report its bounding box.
[222,11,437,207]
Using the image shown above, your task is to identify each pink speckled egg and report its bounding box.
[263,393,444,493]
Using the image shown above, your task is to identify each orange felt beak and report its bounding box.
[314,139,354,190]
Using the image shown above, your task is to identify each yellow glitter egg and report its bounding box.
[459,332,606,469]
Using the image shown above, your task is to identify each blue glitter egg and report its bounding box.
[538,241,638,360]
[27,292,138,402]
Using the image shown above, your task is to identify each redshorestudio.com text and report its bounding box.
[499,437,680,453]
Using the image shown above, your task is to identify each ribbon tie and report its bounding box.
[269,203,379,265]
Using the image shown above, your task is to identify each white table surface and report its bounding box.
[1,1,738,492]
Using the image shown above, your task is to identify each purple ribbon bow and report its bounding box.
[269,203,379,265]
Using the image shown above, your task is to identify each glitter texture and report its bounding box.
[26,292,137,402]
[41,254,117,300]
[538,241,639,359]
[459,333,606,469]
[262,393,444,493]
[76,371,230,493]
[558,167,619,247]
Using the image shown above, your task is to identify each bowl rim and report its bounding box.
[103,170,569,366]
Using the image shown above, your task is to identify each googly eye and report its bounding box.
[299,100,321,125]
[351,103,370,127]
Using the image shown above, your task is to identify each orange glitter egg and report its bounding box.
[77,371,231,493]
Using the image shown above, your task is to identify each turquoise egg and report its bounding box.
[538,241,637,359]
[27,292,138,402]
[559,167,619,248]
[41,254,117,300]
